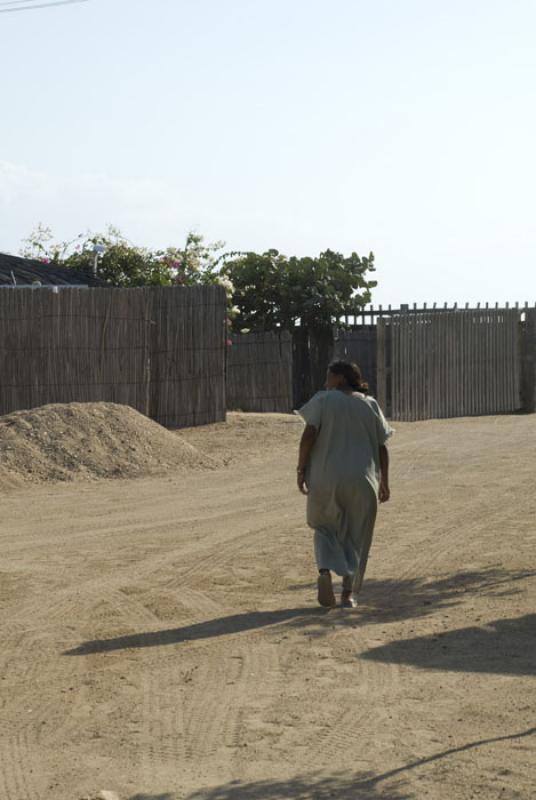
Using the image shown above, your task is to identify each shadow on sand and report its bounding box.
[130,796,174,800]
[128,725,536,799]
[64,607,327,656]
[361,612,536,676]
[290,566,536,624]
[65,567,535,663]
[128,771,410,800]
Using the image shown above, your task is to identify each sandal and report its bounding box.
[341,589,358,609]
[317,572,336,608]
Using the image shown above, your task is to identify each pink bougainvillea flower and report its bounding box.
[226,339,233,347]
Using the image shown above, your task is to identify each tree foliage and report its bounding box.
[221,248,377,332]
[20,227,377,334]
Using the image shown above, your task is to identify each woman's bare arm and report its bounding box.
[379,444,390,503]
[297,424,318,494]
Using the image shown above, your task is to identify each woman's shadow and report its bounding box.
[63,606,326,656]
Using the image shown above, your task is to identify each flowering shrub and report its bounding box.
[20,225,239,326]
[21,225,227,290]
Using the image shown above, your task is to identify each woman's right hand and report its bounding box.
[379,481,390,503]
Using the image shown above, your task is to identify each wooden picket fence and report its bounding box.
[342,301,536,326]
[229,306,536,420]
[0,286,227,427]
[522,309,536,412]
[377,309,524,421]
[333,326,377,398]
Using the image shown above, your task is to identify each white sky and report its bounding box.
[1,0,535,306]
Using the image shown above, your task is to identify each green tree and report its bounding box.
[221,248,377,333]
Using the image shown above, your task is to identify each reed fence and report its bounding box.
[226,331,293,412]
[0,286,226,427]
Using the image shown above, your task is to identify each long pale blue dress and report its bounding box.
[297,390,393,592]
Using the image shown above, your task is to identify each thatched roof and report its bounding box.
[0,252,108,287]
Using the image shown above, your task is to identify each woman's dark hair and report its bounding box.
[328,360,369,393]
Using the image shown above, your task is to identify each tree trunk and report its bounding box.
[292,326,334,408]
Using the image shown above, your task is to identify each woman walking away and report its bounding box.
[296,360,392,609]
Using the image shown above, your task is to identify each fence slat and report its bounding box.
[376,319,386,410]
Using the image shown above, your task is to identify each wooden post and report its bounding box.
[377,318,387,411]
[521,308,536,412]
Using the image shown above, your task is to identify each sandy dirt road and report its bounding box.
[0,412,535,800]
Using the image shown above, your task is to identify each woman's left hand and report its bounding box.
[379,481,390,503]
[297,471,308,495]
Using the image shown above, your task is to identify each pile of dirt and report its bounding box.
[0,402,216,487]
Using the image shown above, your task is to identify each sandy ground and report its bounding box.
[0,403,215,488]
[0,412,535,800]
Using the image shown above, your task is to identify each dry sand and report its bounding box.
[0,403,215,488]
[0,410,534,800]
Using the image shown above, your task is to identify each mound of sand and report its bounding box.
[0,402,216,487]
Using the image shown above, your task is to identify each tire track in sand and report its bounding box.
[301,485,507,774]
[0,583,165,800]
[138,636,282,788]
